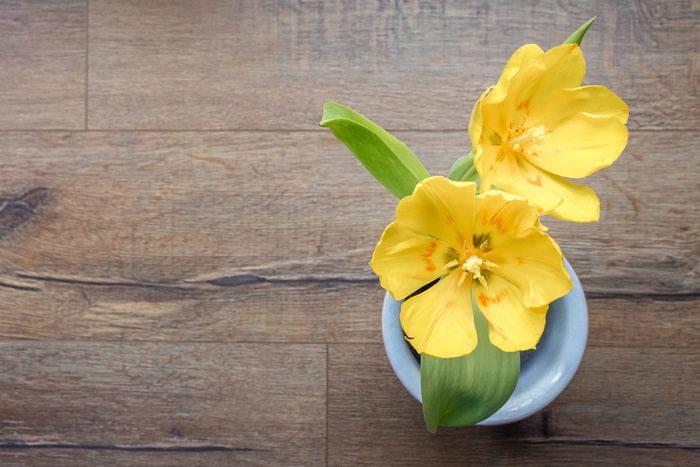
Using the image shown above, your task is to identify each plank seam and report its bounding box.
[0,442,263,453]
[0,128,682,133]
[12,272,379,289]
[10,271,699,299]
[85,0,89,131]
[325,343,330,467]
[513,438,699,451]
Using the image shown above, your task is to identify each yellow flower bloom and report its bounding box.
[469,44,629,222]
[370,176,573,358]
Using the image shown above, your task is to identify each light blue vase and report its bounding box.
[381,258,588,425]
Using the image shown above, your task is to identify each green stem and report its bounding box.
[462,165,478,182]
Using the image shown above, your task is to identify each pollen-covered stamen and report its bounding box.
[454,240,499,288]
[509,125,547,150]
[443,259,460,269]
[462,255,488,289]
[463,255,483,275]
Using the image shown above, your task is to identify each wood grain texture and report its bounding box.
[0,130,695,294]
[0,1,86,129]
[0,342,327,466]
[87,0,698,130]
[0,0,697,465]
[328,344,699,466]
[0,281,696,347]
[0,279,384,343]
[0,450,291,467]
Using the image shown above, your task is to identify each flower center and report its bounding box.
[444,240,498,288]
[508,125,547,156]
[463,254,483,275]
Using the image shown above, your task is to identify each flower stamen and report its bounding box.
[457,254,491,289]
[509,125,547,148]
[463,255,483,274]
[457,271,469,287]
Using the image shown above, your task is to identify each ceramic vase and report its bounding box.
[381,258,587,425]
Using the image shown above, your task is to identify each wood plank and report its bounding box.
[540,347,698,445]
[0,275,696,347]
[585,296,699,349]
[0,1,86,129]
[328,440,697,467]
[0,130,695,295]
[6,440,692,467]
[0,450,289,467]
[0,342,326,466]
[87,0,698,130]
[0,279,384,343]
[328,343,699,466]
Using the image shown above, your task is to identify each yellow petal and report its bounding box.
[473,276,548,352]
[485,47,547,138]
[370,221,456,300]
[532,85,629,128]
[491,155,601,222]
[546,180,600,222]
[484,233,572,308]
[500,44,585,123]
[487,44,545,106]
[473,144,507,194]
[395,176,477,250]
[497,44,585,131]
[400,271,477,358]
[529,113,629,179]
[468,86,492,176]
[527,44,586,107]
[472,190,542,250]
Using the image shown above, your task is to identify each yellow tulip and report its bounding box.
[370,176,573,358]
[469,44,629,222]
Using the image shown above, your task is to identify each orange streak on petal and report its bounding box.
[477,290,508,308]
[517,99,531,111]
[420,241,438,272]
[527,174,543,187]
[490,217,508,235]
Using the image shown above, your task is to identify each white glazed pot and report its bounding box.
[381,258,587,425]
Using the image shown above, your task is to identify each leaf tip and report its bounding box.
[563,17,596,46]
[320,102,341,127]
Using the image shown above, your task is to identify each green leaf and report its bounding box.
[421,295,520,432]
[320,103,430,199]
[563,17,596,46]
[447,154,478,183]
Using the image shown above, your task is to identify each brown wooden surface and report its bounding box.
[0,1,697,465]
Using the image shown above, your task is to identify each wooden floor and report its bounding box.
[0,1,697,465]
